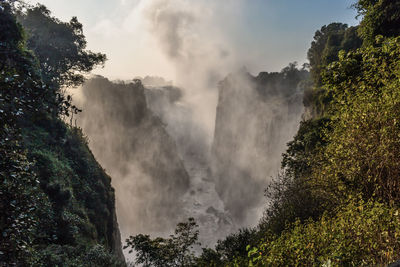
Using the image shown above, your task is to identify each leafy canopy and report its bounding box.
[125,218,200,267]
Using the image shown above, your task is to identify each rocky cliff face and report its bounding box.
[112,209,125,260]
[74,68,306,253]
[76,77,190,244]
[211,68,307,226]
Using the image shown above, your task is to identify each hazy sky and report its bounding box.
[29,0,359,81]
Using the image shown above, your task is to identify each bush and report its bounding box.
[250,199,400,266]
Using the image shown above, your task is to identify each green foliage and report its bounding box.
[17,4,106,88]
[202,3,400,265]
[355,0,400,45]
[256,118,331,237]
[1,2,123,265]
[5,0,400,265]
[282,118,329,180]
[248,2,400,266]
[0,136,49,265]
[125,218,200,267]
[83,244,125,267]
[0,5,54,118]
[304,23,362,117]
[21,120,118,250]
[214,228,258,265]
[256,62,309,98]
[307,23,362,86]
[194,248,223,267]
[29,244,124,267]
[310,36,400,204]
[250,200,400,266]
[12,4,106,118]
[0,2,53,264]
[260,173,325,237]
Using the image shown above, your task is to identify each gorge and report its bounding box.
[74,64,307,256]
[5,0,399,265]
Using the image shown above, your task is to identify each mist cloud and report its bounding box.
[141,0,243,144]
[72,0,307,255]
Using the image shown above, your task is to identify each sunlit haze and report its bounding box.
[29,0,358,81]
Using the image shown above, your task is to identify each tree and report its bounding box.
[307,23,362,86]
[355,0,400,45]
[250,200,400,266]
[194,248,223,267]
[215,228,258,263]
[313,37,400,203]
[0,2,50,264]
[1,3,123,265]
[13,4,106,117]
[17,4,106,89]
[124,218,200,267]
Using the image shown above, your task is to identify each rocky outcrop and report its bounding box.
[77,77,190,242]
[111,208,125,261]
[211,67,307,226]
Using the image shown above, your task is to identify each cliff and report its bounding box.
[211,67,307,226]
[17,115,125,265]
[76,77,190,241]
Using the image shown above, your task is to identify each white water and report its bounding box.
[180,150,235,248]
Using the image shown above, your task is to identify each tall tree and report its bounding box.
[125,218,200,267]
[355,0,400,45]
[307,23,362,86]
[17,5,106,88]
[15,4,106,117]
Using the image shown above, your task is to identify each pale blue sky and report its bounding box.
[29,0,359,80]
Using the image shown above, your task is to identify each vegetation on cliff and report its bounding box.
[125,0,400,266]
[248,0,400,265]
[0,2,124,266]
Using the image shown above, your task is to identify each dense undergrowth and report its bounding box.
[244,1,400,266]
